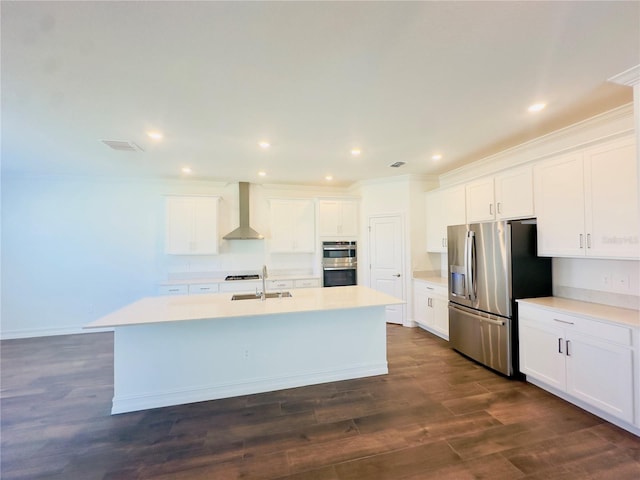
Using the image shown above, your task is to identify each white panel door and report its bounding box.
[369,215,404,325]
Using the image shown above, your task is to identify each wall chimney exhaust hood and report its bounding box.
[223,182,264,240]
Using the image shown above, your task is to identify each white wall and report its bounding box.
[356,175,439,326]
[0,175,350,339]
[553,258,639,309]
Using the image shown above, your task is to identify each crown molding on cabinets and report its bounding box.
[439,104,635,188]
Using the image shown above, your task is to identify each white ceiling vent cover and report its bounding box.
[101,140,144,152]
[389,161,406,168]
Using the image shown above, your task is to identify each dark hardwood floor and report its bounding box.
[2,325,639,479]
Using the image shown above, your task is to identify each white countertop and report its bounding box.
[160,274,320,286]
[86,286,404,329]
[517,297,640,328]
[412,273,448,286]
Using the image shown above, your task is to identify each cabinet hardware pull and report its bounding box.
[489,203,493,215]
[479,318,505,326]
[393,273,401,277]
[169,288,179,292]
[579,234,584,248]
[566,340,571,356]
[558,338,563,354]
[497,202,501,214]
[587,233,591,249]
[426,286,434,290]
[553,318,575,325]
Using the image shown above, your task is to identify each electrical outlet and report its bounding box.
[613,274,630,291]
[602,275,611,289]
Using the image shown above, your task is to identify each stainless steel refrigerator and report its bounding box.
[448,220,552,376]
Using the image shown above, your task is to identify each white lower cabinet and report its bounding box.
[519,303,635,426]
[413,279,449,340]
[294,278,320,288]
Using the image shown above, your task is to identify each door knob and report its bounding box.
[393,274,401,277]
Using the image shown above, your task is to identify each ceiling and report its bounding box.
[2,1,638,187]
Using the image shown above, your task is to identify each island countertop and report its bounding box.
[86,285,404,329]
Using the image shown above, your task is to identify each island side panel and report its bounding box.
[111,306,387,414]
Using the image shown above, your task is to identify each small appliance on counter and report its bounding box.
[448,220,552,377]
[322,241,357,287]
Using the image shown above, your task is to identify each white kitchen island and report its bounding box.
[86,286,403,414]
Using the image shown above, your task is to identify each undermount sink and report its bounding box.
[231,292,292,301]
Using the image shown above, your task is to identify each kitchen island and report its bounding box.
[86,286,403,414]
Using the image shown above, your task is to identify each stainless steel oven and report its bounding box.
[322,241,357,287]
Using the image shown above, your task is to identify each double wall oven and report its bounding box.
[322,241,357,287]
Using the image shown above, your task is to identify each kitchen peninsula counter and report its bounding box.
[86,286,403,414]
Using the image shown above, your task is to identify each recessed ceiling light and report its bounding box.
[258,141,270,149]
[147,131,163,140]
[181,167,192,174]
[325,175,333,181]
[528,103,546,113]
[258,171,267,176]
[351,148,361,156]
[432,154,442,161]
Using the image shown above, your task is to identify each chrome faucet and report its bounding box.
[261,265,268,301]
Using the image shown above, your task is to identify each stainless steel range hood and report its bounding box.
[223,182,264,240]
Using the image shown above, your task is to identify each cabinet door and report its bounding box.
[318,201,341,236]
[166,197,193,254]
[584,136,639,259]
[339,201,359,236]
[519,317,566,390]
[443,185,466,226]
[565,330,634,423]
[413,282,429,326]
[466,177,495,222]
[292,200,316,252]
[432,294,449,338]
[190,197,219,254]
[534,153,586,257]
[495,166,534,220]
[425,191,445,252]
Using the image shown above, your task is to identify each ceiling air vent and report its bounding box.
[389,161,406,168]
[101,140,145,152]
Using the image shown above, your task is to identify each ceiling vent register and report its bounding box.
[101,140,145,152]
[389,161,406,168]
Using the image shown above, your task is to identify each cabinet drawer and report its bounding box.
[519,305,633,347]
[418,281,448,298]
[268,280,294,289]
[158,285,188,295]
[188,283,220,295]
[294,278,320,288]
[219,281,261,293]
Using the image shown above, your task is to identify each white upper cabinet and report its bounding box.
[535,135,639,259]
[165,196,220,255]
[318,199,358,237]
[466,177,495,222]
[584,136,639,258]
[269,199,316,253]
[494,166,535,220]
[466,166,534,223]
[426,185,466,253]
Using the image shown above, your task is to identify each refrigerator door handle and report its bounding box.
[466,231,476,302]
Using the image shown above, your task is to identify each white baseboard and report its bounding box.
[112,363,388,415]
